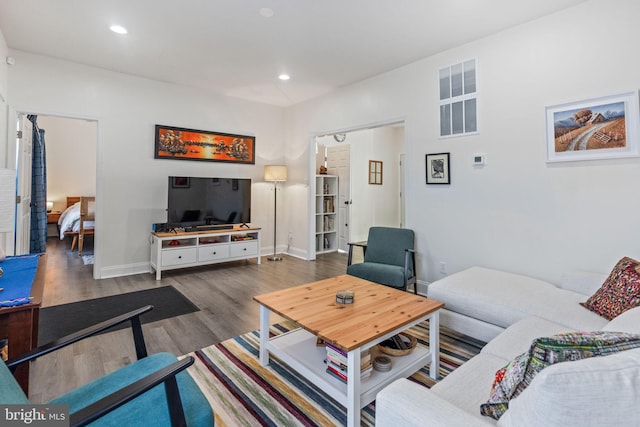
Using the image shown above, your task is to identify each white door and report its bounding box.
[15,115,32,255]
[327,145,350,252]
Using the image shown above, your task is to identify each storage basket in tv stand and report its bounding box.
[150,226,261,280]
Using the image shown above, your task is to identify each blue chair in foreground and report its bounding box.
[1,305,213,427]
[347,226,417,294]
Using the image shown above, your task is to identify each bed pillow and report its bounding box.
[480,331,640,420]
[580,257,640,320]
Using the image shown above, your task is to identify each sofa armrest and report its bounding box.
[375,379,494,427]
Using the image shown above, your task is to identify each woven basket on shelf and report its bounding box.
[376,332,417,356]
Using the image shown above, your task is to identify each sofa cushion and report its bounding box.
[603,306,640,333]
[480,331,640,420]
[428,267,607,331]
[481,316,572,361]
[376,378,496,427]
[560,271,608,296]
[581,257,640,320]
[497,348,640,427]
[431,352,508,424]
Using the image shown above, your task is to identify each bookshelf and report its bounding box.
[315,175,338,254]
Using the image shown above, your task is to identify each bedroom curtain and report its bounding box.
[27,115,47,254]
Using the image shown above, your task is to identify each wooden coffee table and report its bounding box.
[254,274,443,427]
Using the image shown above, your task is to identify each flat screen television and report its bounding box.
[167,176,251,227]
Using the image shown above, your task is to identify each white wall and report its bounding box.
[286,0,640,284]
[7,51,285,278]
[37,116,97,212]
[0,28,8,168]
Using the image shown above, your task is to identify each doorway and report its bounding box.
[312,122,405,258]
[11,114,97,266]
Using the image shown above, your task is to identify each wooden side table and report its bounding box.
[47,211,61,236]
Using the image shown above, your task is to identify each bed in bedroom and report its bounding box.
[58,196,95,255]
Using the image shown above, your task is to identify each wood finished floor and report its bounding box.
[30,237,352,403]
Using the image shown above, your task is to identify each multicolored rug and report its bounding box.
[184,321,485,426]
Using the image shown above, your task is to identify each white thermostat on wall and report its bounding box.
[473,153,486,165]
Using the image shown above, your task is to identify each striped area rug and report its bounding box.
[184,321,485,426]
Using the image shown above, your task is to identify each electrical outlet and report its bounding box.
[439,261,447,275]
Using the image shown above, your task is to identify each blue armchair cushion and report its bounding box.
[49,352,213,426]
[0,361,29,404]
[347,262,406,289]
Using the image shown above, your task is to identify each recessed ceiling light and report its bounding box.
[278,74,290,81]
[110,25,128,35]
[259,8,274,18]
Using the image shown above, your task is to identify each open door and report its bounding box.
[327,145,350,252]
[14,114,33,255]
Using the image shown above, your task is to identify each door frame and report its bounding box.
[10,108,101,277]
[307,117,407,260]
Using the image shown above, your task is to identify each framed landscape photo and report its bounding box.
[426,152,450,184]
[545,91,639,163]
[154,124,255,164]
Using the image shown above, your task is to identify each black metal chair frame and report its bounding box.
[5,305,193,427]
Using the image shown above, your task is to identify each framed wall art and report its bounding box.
[154,124,255,164]
[545,91,639,162]
[426,153,450,184]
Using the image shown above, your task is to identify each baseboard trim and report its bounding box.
[98,262,150,279]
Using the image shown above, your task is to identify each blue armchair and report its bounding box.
[347,226,417,293]
[1,305,213,426]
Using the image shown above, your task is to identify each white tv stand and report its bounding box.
[150,226,261,280]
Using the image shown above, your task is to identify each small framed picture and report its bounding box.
[426,153,450,184]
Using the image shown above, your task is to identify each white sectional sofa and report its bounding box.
[375,266,640,426]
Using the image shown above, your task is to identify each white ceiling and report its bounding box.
[0,0,588,107]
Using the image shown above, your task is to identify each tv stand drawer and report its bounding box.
[230,241,258,257]
[162,247,197,266]
[198,245,231,262]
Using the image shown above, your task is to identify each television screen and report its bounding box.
[167,176,251,227]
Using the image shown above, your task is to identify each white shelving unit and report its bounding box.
[315,175,338,254]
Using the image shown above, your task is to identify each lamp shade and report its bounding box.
[264,165,288,182]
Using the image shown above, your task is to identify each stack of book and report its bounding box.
[325,343,373,383]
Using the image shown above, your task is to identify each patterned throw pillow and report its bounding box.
[581,257,640,320]
[480,331,640,420]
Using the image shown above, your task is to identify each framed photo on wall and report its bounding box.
[545,91,639,162]
[426,153,450,184]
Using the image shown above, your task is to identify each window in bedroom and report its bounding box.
[439,58,477,137]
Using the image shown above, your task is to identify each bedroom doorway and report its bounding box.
[12,114,97,266]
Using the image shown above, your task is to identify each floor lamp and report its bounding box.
[264,165,287,261]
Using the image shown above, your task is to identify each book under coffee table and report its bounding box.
[253,274,443,427]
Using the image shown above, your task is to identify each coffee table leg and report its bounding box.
[259,304,270,366]
[346,349,361,427]
[429,310,440,379]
